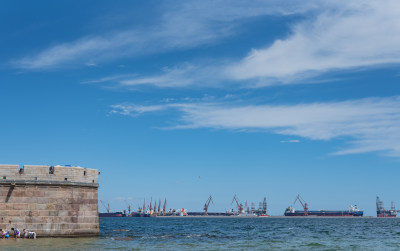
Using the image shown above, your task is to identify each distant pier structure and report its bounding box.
[0,164,99,237]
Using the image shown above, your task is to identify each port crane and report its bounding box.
[142,199,146,214]
[149,198,153,214]
[203,195,214,216]
[232,195,244,214]
[293,194,308,216]
[163,198,167,216]
[158,199,161,216]
[124,200,131,216]
[100,200,110,213]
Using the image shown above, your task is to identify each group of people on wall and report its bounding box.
[1,228,36,239]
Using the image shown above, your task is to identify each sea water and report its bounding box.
[1,217,400,250]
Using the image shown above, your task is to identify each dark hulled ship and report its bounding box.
[284,195,363,217]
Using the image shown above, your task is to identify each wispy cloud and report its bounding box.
[226,1,400,84]
[81,0,400,89]
[280,140,300,143]
[87,63,228,88]
[110,103,171,116]
[13,1,321,70]
[111,96,400,156]
[81,74,138,85]
[119,64,210,88]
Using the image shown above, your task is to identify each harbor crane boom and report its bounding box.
[149,198,153,213]
[293,194,308,216]
[142,199,146,214]
[124,200,131,215]
[100,200,110,213]
[245,201,250,214]
[232,194,244,214]
[204,195,214,215]
[163,198,167,216]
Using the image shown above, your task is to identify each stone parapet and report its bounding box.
[0,164,99,185]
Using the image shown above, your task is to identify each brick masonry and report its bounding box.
[0,164,99,237]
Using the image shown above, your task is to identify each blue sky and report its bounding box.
[1,0,400,216]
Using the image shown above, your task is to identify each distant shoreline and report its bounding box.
[108,215,396,219]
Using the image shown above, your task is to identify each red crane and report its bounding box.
[204,195,214,215]
[294,194,309,216]
[158,199,161,215]
[100,200,110,213]
[232,195,243,214]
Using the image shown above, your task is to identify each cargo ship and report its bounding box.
[284,205,363,216]
[130,211,151,217]
[284,195,363,217]
[99,212,126,217]
[376,196,397,217]
[99,200,126,217]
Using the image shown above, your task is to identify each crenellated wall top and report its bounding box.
[0,164,99,187]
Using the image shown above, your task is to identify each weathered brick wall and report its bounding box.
[0,165,99,237]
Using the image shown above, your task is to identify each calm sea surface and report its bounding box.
[1,217,400,250]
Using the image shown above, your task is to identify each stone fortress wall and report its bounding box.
[0,164,99,237]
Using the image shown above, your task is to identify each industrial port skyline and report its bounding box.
[99,194,397,218]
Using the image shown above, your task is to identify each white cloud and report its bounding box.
[81,0,400,89]
[227,0,400,83]
[119,65,201,88]
[12,1,322,70]
[111,96,400,156]
[88,63,227,88]
[110,104,170,116]
[81,74,138,85]
[280,140,300,143]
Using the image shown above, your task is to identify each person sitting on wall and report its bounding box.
[9,228,15,238]
[29,231,36,239]
[24,229,36,239]
[23,229,28,238]
[11,228,20,238]
[15,228,20,238]
[22,229,36,239]
[0,229,6,238]
[1,229,9,239]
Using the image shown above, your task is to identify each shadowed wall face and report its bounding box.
[0,165,99,237]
